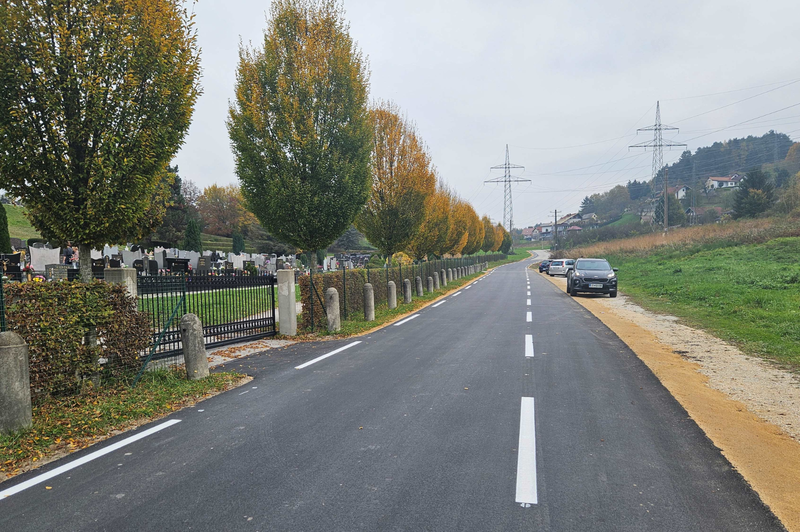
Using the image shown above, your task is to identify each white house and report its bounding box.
[668,185,691,199]
[705,175,743,190]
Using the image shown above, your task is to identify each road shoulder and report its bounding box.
[540,271,800,532]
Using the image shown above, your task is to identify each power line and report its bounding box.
[672,79,800,125]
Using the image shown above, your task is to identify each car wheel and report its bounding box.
[609,291,617,298]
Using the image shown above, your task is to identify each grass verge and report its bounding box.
[605,236,800,371]
[0,370,246,479]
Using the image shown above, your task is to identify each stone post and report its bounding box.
[363,283,375,321]
[104,267,137,298]
[277,269,297,336]
[403,279,412,304]
[440,269,447,287]
[325,288,341,332]
[427,276,434,293]
[434,272,440,290]
[415,276,423,297]
[180,314,209,381]
[447,268,453,282]
[388,281,397,310]
[0,332,31,434]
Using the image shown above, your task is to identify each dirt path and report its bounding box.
[539,269,800,531]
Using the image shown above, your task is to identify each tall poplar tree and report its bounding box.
[0,0,201,281]
[356,101,435,265]
[228,0,372,262]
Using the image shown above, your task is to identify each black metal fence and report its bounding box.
[137,272,277,361]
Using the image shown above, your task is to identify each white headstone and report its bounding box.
[231,254,244,270]
[91,249,103,260]
[30,247,61,272]
[184,251,200,269]
[103,245,119,257]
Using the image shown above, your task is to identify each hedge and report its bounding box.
[298,255,505,329]
[4,280,151,401]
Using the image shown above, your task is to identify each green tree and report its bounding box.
[150,166,188,247]
[183,219,203,253]
[355,102,434,265]
[500,229,512,254]
[0,205,11,254]
[734,169,776,218]
[232,232,245,255]
[579,196,596,214]
[654,195,687,227]
[228,0,371,260]
[0,0,201,281]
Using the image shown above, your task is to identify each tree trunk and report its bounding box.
[387,253,393,267]
[78,243,93,283]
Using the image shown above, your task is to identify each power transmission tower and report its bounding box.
[486,145,529,232]
[630,102,686,230]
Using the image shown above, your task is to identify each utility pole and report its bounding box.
[630,102,686,231]
[664,168,669,231]
[486,145,529,233]
[552,209,559,250]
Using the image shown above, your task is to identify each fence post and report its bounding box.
[0,274,6,332]
[325,288,341,332]
[403,279,412,304]
[388,281,397,309]
[277,269,297,336]
[341,262,347,321]
[0,332,31,434]
[180,314,209,381]
[415,276,423,297]
[309,267,315,332]
[363,283,375,321]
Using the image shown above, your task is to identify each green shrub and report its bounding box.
[4,281,152,401]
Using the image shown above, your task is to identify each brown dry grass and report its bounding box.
[558,216,800,259]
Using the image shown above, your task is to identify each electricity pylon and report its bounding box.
[630,101,686,229]
[486,145,529,232]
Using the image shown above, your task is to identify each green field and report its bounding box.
[4,205,41,240]
[609,237,800,370]
[607,212,639,227]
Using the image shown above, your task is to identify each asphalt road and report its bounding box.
[0,254,785,531]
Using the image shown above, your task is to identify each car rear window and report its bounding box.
[552,261,563,266]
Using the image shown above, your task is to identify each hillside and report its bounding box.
[4,205,41,240]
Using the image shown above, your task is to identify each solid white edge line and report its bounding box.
[295,341,362,369]
[432,301,446,308]
[526,311,532,322]
[393,314,420,327]
[516,397,538,505]
[525,334,534,358]
[0,419,182,501]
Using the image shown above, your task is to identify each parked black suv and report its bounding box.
[567,258,618,297]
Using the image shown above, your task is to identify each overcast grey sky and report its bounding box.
[173,0,800,229]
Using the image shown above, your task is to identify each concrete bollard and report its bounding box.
[434,272,440,290]
[0,332,32,434]
[180,314,209,381]
[415,276,423,297]
[447,268,453,282]
[427,276,434,293]
[388,281,397,310]
[440,269,447,287]
[325,288,341,332]
[277,269,297,336]
[363,283,375,321]
[403,279,412,304]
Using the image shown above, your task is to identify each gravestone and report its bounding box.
[29,247,60,272]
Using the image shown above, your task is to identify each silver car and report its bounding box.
[548,259,568,276]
